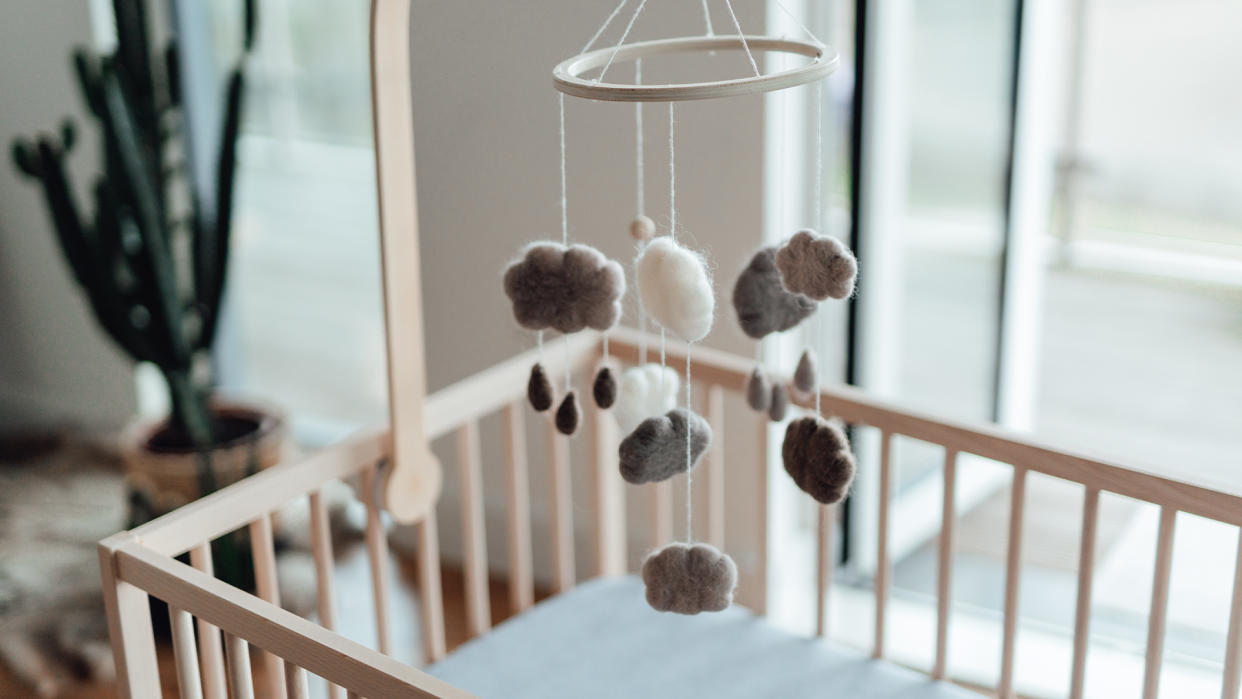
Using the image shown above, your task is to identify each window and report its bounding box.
[771,0,1242,696]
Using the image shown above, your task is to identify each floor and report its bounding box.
[0,554,547,698]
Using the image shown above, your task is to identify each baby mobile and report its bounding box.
[503,0,857,615]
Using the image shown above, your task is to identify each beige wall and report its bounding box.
[0,4,137,432]
[406,2,773,595]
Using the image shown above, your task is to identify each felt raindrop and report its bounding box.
[642,542,738,615]
[555,391,581,436]
[782,416,857,505]
[527,363,555,412]
[612,363,680,435]
[793,349,818,397]
[746,367,771,412]
[618,408,711,485]
[775,230,858,301]
[732,247,816,339]
[635,237,714,343]
[592,366,617,409]
[768,383,789,422]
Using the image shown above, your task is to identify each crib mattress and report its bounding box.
[429,576,977,698]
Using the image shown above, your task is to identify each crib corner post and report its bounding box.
[98,533,161,699]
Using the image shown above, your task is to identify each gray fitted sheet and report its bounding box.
[430,576,978,698]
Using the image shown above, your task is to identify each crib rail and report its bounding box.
[100,330,1242,698]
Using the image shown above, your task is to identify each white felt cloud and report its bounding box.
[635,237,714,343]
[612,363,679,435]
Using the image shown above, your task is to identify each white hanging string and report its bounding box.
[635,61,646,218]
[636,59,649,364]
[668,103,677,239]
[597,0,649,83]
[722,0,761,77]
[582,0,629,54]
[564,333,572,392]
[685,349,693,541]
[812,80,825,417]
[814,80,824,233]
[559,93,572,390]
[700,0,715,36]
[770,0,826,48]
[560,93,569,246]
[538,329,545,363]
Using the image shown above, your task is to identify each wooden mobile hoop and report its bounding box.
[552,35,839,102]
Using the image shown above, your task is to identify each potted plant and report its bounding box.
[10,0,277,585]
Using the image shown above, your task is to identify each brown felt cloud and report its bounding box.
[618,409,711,485]
[775,230,857,301]
[555,391,580,436]
[746,367,771,412]
[527,363,554,412]
[732,247,816,339]
[768,383,788,422]
[642,542,737,615]
[503,242,626,333]
[782,416,856,504]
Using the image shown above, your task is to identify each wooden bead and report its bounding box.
[630,216,656,241]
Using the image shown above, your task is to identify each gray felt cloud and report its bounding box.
[782,416,856,504]
[775,230,858,301]
[732,247,816,338]
[503,242,626,333]
[642,543,737,614]
[618,409,711,485]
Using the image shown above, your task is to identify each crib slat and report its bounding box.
[735,416,770,615]
[593,400,626,577]
[1069,485,1100,699]
[546,420,575,593]
[284,665,309,699]
[1221,531,1242,699]
[1142,506,1177,699]
[417,512,447,663]
[502,403,535,612]
[308,489,345,699]
[933,448,958,680]
[874,430,893,659]
[249,513,287,699]
[361,465,392,655]
[456,420,491,636]
[501,404,536,612]
[169,606,203,699]
[224,632,255,699]
[651,481,673,550]
[189,542,227,699]
[815,504,834,638]
[704,384,726,550]
[999,468,1027,698]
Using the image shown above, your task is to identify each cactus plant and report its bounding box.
[11,0,256,454]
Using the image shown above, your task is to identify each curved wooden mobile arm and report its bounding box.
[370,0,442,523]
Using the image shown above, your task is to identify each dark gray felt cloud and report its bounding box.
[775,230,858,301]
[732,247,816,339]
[618,409,711,485]
[503,242,626,333]
[642,543,737,614]
[782,416,856,504]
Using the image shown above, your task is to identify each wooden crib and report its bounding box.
[98,2,1242,698]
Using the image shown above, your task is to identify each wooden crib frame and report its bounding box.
[98,2,1242,698]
